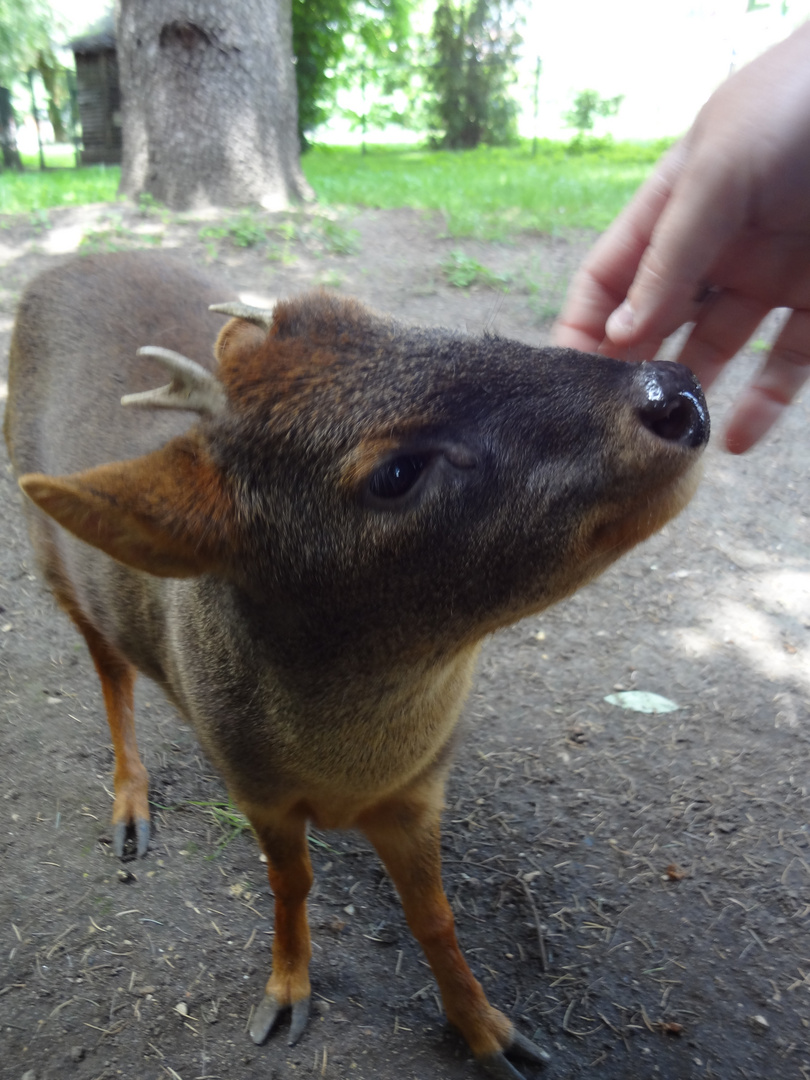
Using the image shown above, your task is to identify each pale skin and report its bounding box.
[553,21,810,453]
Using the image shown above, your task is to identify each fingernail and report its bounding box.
[606,300,635,341]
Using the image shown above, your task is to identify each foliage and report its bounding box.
[0,0,74,168]
[427,0,522,149]
[564,89,625,138]
[292,0,415,146]
[0,0,54,87]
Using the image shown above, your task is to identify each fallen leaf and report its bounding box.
[604,691,680,714]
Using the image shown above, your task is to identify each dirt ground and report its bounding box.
[0,202,808,1080]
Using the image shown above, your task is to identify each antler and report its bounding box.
[209,300,275,329]
[121,346,226,416]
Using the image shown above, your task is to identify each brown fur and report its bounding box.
[4,252,709,1073]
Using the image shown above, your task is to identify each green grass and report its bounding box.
[0,137,671,237]
[301,139,671,239]
[0,152,120,214]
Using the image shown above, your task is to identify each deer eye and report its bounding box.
[368,455,427,500]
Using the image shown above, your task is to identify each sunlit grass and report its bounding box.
[20,144,80,169]
[301,139,671,239]
[0,151,120,214]
[0,138,672,236]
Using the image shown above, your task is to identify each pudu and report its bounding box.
[4,252,709,1078]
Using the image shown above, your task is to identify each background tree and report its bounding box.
[0,0,59,168]
[0,0,53,87]
[428,0,522,149]
[116,0,310,210]
[564,89,624,140]
[292,0,414,147]
[35,50,69,143]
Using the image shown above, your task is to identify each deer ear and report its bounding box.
[19,436,232,578]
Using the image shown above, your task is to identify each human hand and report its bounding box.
[552,21,810,453]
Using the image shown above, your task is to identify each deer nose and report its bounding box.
[635,360,710,449]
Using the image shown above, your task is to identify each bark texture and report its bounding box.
[116,0,310,210]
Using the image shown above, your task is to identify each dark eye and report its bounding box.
[368,455,427,499]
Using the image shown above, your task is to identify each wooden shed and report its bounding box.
[70,15,122,165]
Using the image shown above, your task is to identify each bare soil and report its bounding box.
[1,202,808,1080]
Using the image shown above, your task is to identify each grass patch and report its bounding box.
[302,139,671,240]
[20,145,79,169]
[0,137,670,237]
[0,162,120,214]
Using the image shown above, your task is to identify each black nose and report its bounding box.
[635,361,710,448]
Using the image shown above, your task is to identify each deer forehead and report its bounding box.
[214,295,484,435]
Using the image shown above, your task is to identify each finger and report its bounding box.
[593,336,668,363]
[676,290,771,390]
[725,307,810,453]
[553,265,621,352]
[552,145,685,351]
[606,150,748,348]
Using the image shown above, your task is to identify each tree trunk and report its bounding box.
[116,0,310,210]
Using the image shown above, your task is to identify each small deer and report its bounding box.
[4,252,708,1078]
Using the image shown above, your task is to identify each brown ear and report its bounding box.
[19,435,233,578]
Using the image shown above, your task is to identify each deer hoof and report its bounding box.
[112,816,150,859]
[479,1028,550,1078]
[250,992,311,1046]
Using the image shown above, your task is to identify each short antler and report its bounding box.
[121,346,226,416]
[209,300,275,329]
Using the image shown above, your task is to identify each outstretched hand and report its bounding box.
[552,22,810,453]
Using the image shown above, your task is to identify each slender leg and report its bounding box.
[39,539,151,860]
[359,787,550,1077]
[247,811,313,1046]
[79,620,150,858]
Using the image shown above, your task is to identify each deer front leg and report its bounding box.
[247,810,313,1046]
[359,791,550,1079]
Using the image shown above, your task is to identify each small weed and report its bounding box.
[276,219,298,243]
[159,798,342,859]
[137,192,160,213]
[441,251,510,290]
[199,210,269,254]
[136,191,172,222]
[171,798,251,855]
[749,338,769,353]
[256,218,299,265]
[228,210,268,248]
[318,269,344,288]
[307,832,342,855]
[318,217,360,256]
[79,221,162,254]
[29,208,51,233]
[520,267,570,322]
